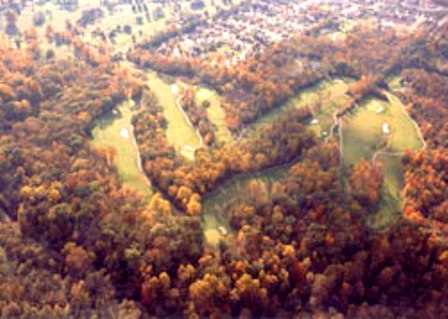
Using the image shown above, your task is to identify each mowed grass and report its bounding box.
[146,71,201,160]
[368,155,403,228]
[387,76,404,91]
[86,2,174,51]
[343,93,422,166]
[299,79,353,137]
[196,87,233,144]
[342,93,424,228]
[249,79,353,139]
[16,0,244,57]
[85,0,243,50]
[202,166,286,246]
[17,1,88,34]
[342,104,386,167]
[92,100,152,198]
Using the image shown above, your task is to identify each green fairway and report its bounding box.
[146,71,201,160]
[342,105,386,167]
[249,79,353,139]
[202,166,286,246]
[92,100,152,198]
[342,94,423,166]
[342,94,424,165]
[196,87,234,144]
[15,0,246,62]
[367,155,403,228]
[385,93,424,151]
[342,93,424,228]
[387,76,404,90]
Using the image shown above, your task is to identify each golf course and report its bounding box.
[342,92,425,228]
[91,99,153,199]
[146,71,202,160]
[90,73,425,239]
[248,78,354,140]
[196,86,234,144]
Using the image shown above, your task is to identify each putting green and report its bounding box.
[343,94,423,166]
[92,100,152,198]
[196,87,233,144]
[146,71,201,160]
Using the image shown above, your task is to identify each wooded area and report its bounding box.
[0,4,447,318]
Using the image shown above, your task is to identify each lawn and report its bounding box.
[202,166,286,246]
[368,155,403,228]
[146,71,201,160]
[92,100,153,198]
[343,94,423,166]
[248,78,353,140]
[196,86,233,144]
[342,103,386,166]
[387,75,404,91]
[342,93,424,228]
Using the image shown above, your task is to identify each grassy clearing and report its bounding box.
[343,95,422,166]
[92,100,153,198]
[342,93,423,228]
[387,76,404,90]
[15,0,245,52]
[249,79,353,139]
[17,1,87,35]
[368,155,403,228]
[202,166,286,246]
[146,71,201,160]
[385,93,424,152]
[342,105,385,166]
[196,87,233,144]
[340,18,360,33]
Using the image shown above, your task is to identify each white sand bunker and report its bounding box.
[120,128,130,138]
[182,145,195,152]
[367,101,385,113]
[171,84,179,95]
[218,226,228,236]
[376,106,385,113]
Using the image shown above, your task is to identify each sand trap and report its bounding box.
[218,226,228,236]
[182,145,195,152]
[376,106,385,113]
[367,101,385,113]
[120,128,130,138]
[171,84,179,95]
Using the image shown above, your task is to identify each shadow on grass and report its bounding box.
[96,111,123,130]
[202,166,287,235]
[368,187,401,230]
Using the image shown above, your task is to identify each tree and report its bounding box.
[5,10,19,35]
[189,274,228,315]
[348,159,383,208]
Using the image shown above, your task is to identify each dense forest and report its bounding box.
[0,3,447,318]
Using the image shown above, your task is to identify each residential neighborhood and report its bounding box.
[152,0,447,65]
